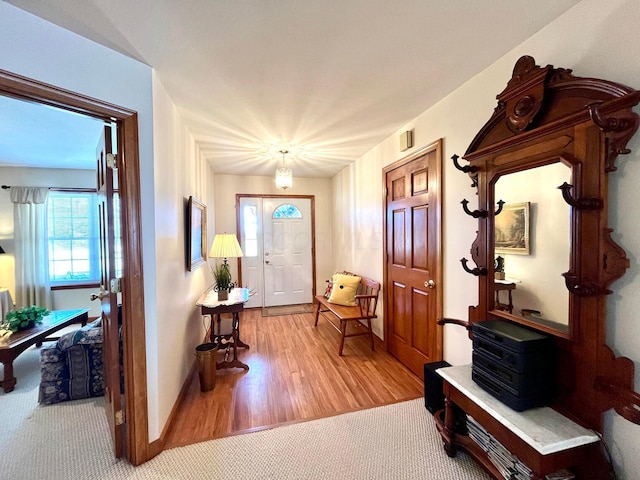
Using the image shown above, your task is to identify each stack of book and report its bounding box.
[466,415,532,480]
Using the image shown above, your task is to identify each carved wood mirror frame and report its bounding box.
[456,56,640,431]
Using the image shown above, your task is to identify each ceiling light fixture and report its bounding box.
[275,149,293,190]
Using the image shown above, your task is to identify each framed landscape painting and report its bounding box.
[495,202,530,255]
[187,196,207,271]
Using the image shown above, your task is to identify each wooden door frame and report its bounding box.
[0,69,150,465]
[382,139,443,359]
[235,194,317,302]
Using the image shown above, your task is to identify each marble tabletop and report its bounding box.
[197,287,249,308]
[437,364,599,455]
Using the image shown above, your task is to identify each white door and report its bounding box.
[263,197,312,306]
[240,197,314,308]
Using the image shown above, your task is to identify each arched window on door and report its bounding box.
[272,204,302,219]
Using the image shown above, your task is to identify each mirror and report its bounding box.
[491,162,571,334]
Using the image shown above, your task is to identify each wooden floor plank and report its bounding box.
[163,306,424,449]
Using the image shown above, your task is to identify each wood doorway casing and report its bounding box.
[383,139,443,379]
[0,69,150,465]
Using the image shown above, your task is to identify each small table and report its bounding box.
[0,308,90,393]
[494,280,516,313]
[196,288,250,371]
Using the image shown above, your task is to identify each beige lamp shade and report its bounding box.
[209,234,244,259]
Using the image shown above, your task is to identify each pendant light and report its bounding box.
[275,149,293,190]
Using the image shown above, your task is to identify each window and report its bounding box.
[47,191,100,284]
[47,191,123,286]
[242,205,258,257]
[272,204,302,219]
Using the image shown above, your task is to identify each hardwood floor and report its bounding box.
[163,306,424,449]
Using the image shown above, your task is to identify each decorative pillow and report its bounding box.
[323,270,357,298]
[328,273,361,306]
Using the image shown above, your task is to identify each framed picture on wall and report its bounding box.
[187,196,207,271]
[495,201,530,255]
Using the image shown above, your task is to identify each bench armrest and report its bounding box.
[355,294,377,299]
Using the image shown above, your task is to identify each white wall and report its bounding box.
[333,0,640,477]
[150,73,214,437]
[332,155,385,336]
[0,2,161,437]
[213,174,332,295]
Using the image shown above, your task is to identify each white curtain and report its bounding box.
[11,187,52,309]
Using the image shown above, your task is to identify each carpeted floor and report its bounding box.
[261,304,314,317]
[0,344,490,480]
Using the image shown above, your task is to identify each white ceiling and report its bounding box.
[2,0,581,176]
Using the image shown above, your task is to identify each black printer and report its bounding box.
[472,319,555,411]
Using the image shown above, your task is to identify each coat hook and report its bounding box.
[461,199,487,218]
[452,154,478,173]
[586,101,633,133]
[452,154,479,188]
[460,258,487,276]
[562,272,611,296]
[558,183,603,210]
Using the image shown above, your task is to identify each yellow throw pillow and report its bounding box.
[328,273,361,306]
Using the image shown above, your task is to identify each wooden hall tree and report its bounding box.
[440,56,640,479]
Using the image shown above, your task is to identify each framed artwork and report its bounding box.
[187,196,207,271]
[495,201,530,255]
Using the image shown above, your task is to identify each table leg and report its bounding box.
[215,312,249,370]
[1,360,16,393]
[233,312,250,349]
[443,397,457,457]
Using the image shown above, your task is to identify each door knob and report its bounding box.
[265,260,270,264]
[425,280,436,289]
[90,288,109,301]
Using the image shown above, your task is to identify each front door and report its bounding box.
[384,140,443,379]
[262,197,313,307]
[95,125,124,457]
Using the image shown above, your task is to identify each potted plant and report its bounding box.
[3,305,50,332]
[213,263,233,301]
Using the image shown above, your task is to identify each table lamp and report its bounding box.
[209,234,243,300]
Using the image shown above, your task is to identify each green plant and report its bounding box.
[213,263,232,291]
[3,305,50,332]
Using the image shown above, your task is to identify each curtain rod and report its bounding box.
[1,185,96,192]
[1,184,50,190]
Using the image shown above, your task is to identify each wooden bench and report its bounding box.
[314,275,380,355]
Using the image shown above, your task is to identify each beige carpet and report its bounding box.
[261,304,314,317]
[0,345,489,480]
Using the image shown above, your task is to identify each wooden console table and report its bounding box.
[196,288,250,370]
[435,365,605,479]
[0,308,89,393]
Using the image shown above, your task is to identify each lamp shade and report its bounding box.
[209,234,243,259]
